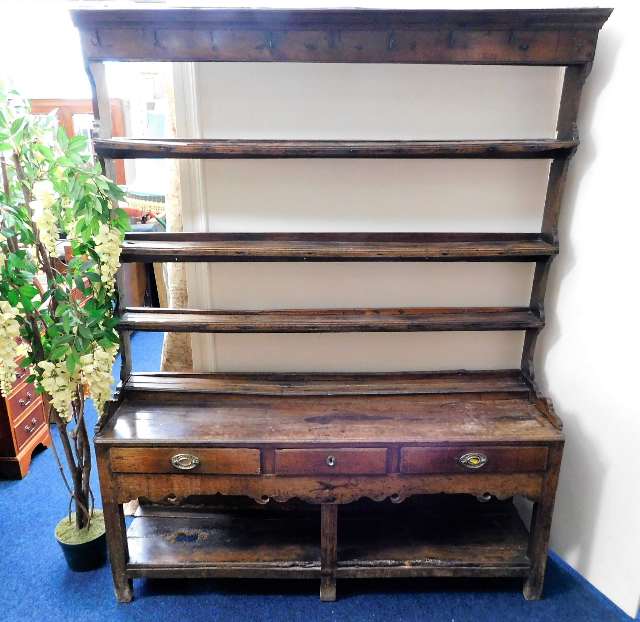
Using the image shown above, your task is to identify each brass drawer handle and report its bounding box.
[18,392,33,407]
[326,455,336,467]
[24,417,39,434]
[171,453,201,471]
[458,452,488,470]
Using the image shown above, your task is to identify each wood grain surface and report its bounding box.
[94,138,578,159]
[97,393,562,446]
[119,306,544,333]
[120,232,558,263]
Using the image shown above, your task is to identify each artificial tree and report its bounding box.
[0,83,127,532]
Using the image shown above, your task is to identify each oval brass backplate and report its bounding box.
[458,452,488,470]
[171,453,201,471]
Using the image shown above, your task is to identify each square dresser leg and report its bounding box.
[320,504,338,602]
[103,501,134,603]
[523,444,563,600]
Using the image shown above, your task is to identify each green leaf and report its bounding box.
[56,302,70,318]
[68,135,87,152]
[104,330,119,344]
[107,181,125,200]
[56,125,69,150]
[111,208,130,233]
[86,247,100,263]
[99,336,117,349]
[33,143,54,160]
[49,345,68,361]
[74,336,87,352]
[19,283,39,300]
[104,316,120,329]
[54,288,66,302]
[52,335,75,346]
[74,276,86,292]
[10,117,26,136]
[66,351,79,374]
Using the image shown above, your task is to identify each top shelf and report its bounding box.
[71,7,611,66]
[94,138,578,160]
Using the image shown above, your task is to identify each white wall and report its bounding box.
[178,2,639,617]
[182,63,560,371]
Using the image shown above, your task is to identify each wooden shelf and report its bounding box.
[127,504,321,577]
[121,232,558,263]
[98,380,560,446]
[123,369,532,397]
[119,306,543,333]
[95,138,577,160]
[337,496,530,577]
[125,497,530,579]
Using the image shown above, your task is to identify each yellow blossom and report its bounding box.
[79,344,117,416]
[0,301,30,397]
[32,179,57,209]
[38,359,76,422]
[94,224,123,294]
[30,199,58,256]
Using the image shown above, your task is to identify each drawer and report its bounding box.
[275,448,387,475]
[110,447,261,474]
[400,446,548,474]
[14,403,47,451]
[7,381,38,422]
[10,361,30,393]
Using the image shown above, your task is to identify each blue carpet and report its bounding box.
[0,331,631,621]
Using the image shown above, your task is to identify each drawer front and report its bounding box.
[14,403,47,451]
[7,381,38,421]
[400,446,548,474]
[110,447,261,475]
[275,448,387,475]
[10,361,30,393]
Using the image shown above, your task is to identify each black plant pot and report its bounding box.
[57,531,107,571]
[55,511,107,572]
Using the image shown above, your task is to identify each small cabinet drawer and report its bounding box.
[14,403,47,451]
[110,447,261,474]
[400,446,548,474]
[275,448,387,475]
[10,361,30,393]
[7,381,38,421]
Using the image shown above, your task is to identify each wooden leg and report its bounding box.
[0,434,50,479]
[103,501,134,603]
[523,444,563,600]
[320,504,338,602]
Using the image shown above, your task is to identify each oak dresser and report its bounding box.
[71,6,611,603]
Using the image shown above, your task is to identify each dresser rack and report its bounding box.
[71,7,611,602]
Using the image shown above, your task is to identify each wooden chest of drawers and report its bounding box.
[0,365,50,479]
